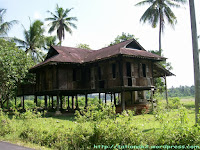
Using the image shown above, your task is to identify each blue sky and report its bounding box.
[1,0,200,88]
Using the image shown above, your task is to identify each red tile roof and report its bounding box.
[30,39,165,71]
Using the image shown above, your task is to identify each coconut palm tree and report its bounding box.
[44,35,57,50]
[135,0,186,56]
[189,0,200,124]
[14,20,45,63]
[45,4,77,46]
[0,8,18,36]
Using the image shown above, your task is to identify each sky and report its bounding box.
[1,0,200,88]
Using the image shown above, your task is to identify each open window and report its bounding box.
[73,69,76,81]
[112,63,116,78]
[142,64,146,77]
[98,66,101,80]
[126,62,131,77]
[126,62,132,86]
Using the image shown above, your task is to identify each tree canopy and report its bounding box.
[76,43,91,50]
[45,4,77,45]
[0,8,18,36]
[0,39,34,107]
[135,0,186,56]
[109,32,137,46]
[14,20,45,63]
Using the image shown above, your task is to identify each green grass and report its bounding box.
[0,96,199,150]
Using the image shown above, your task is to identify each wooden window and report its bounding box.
[126,62,131,77]
[98,66,101,80]
[73,69,76,81]
[142,64,146,77]
[87,68,91,81]
[112,63,116,78]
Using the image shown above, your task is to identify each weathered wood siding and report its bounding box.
[34,57,154,93]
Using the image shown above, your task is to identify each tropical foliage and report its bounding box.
[0,8,18,36]
[76,43,91,49]
[14,20,45,63]
[109,32,137,46]
[44,35,57,50]
[0,98,200,149]
[168,85,195,97]
[45,4,77,45]
[135,0,186,55]
[0,39,34,108]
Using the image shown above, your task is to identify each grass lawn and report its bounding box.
[0,96,199,150]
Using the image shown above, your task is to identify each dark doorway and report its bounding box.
[73,69,76,81]
[126,62,131,77]
[126,62,132,86]
[98,66,102,80]
[142,64,146,77]
[112,63,116,78]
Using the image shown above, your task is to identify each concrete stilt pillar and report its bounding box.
[55,94,61,115]
[121,92,125,112]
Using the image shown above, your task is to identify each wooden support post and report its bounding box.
[121,92,125,112]
[0,95,2,108]
[56,94,59,111]
[34,95,38,107]
[21,96,23,108]
[85,94,88,108]
[114,93,116,106]
[118,93,121,104]
[51,96,54,109]
[164,75,169,107]
[44,95,47,109]
[75,95,79,109]
[7,99,9,109]
[49,96,51,107]
[60,95,63,110]
[15,97,17,108]
[130,91,133,104]
[151,89,154,111]
[105,93,107,104]
[111,93,113,103]
[72,96,75,110]
[55,94,61,115]
[22,96,25,110]
[64,96,66,108]
[67,96,70,110]
[99,93,101,104]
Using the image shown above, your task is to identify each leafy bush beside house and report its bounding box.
[0,39,34,108]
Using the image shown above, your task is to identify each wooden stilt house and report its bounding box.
[17,39,173,113]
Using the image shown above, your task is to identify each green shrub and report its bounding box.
[168,97,181,109]
[0,109,14,136]
[75,103,116,123]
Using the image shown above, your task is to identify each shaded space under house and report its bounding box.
[17,39,174,114]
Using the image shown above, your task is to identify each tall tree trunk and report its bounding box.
[189,0,200,124]
[159,12,162,56]
[164,75,169,107]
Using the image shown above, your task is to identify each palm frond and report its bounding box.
[165,0,181,8]
[45,4,77,43]
[63,8,73,18]
[13,36,28,47]
[135,0,154,6]
[48,21,58,34]
[171,0,187,4]
[0,20,19,36]
[66,22,77,29]
[46,10,58,20]
[45,17,57,21]
[65,16,78,22]
[64,24,72,34]
[163,5,177,28]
